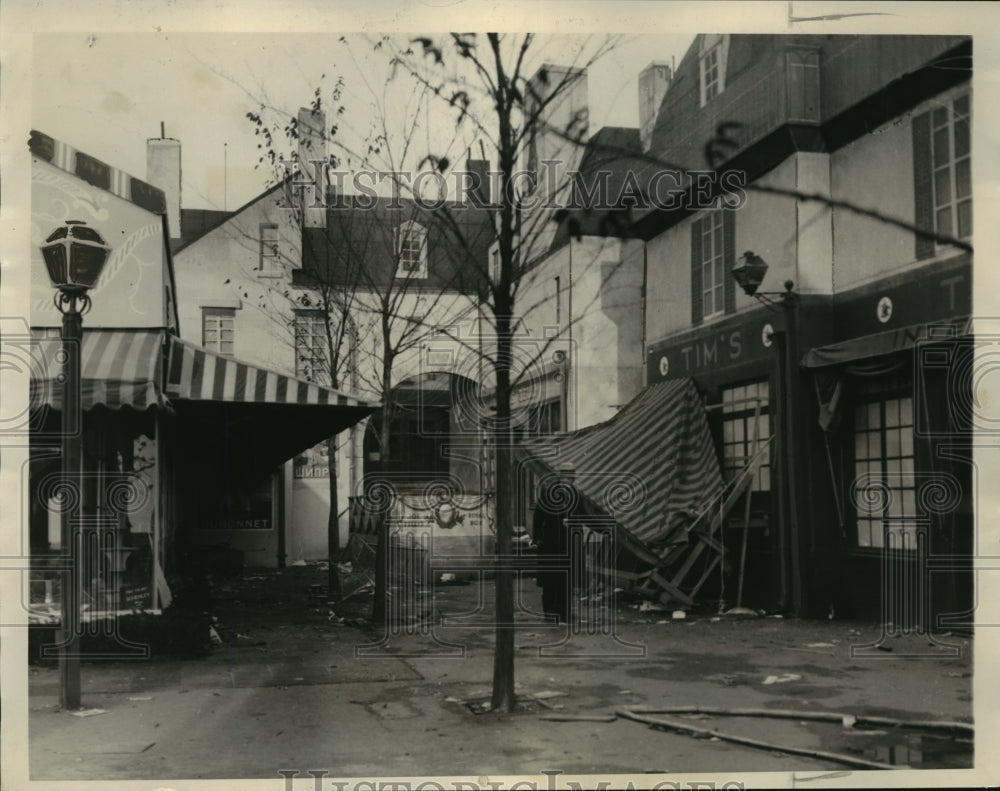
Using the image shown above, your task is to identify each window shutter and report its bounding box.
[691,217,703,326]
[723,208,736,315]
[912,110,934,260]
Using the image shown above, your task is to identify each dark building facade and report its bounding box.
[639,34,973,627]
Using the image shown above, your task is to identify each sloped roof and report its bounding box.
[646,34,971,173]
[296,194,493,295]
[169,182,287,254]
[628,33,971,239]
[548,125,647,250]
[170,209,236,254]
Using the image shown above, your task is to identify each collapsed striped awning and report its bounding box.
[29,329,167,411]
[165,335,367,408]
[515,378,724,553]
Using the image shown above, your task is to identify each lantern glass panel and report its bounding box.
[42,244,68,288]
[69,242,107,289]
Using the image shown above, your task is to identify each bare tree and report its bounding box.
[383,32,625,711]
[245,73,491,602]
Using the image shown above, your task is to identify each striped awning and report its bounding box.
[800,315,971,369]
[29,329,166,411]
[165,335,368,408]
[515,378,724,553]
[164,335,373,471]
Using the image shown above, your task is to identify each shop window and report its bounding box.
[851,395,918,550]
[259,223,281,276]
[294,309,328,383]
[913,92,971,259]
[395,221,428,279]
[690,208,735,324]
[721,381,771,491]
[202,308,235,357]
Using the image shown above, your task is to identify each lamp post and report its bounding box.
[732,251,805,616]
[40,219,111,710]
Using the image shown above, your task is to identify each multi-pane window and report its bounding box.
[202,308,235,357]
[699,210,726,319]
[259,224,280,276]
[701,46,721,103]
[852,395,917,549]
[721,381,771,492]
[294,311,328,383]
[529,399,562,437]
[512,398,563,442]
[931,94,971,241]
[396,222,428,278]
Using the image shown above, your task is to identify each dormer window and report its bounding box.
[699,35,729,107]
[395,221,428,279]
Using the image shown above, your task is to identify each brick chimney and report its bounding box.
[465,157,491,206]
[638,61,672,152]
[146,123,181,239]
[297,107,327,228]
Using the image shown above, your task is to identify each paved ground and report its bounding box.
[25,563,975,783]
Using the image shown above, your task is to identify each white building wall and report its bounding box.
[514,234,644,432]
[830,82,969,291]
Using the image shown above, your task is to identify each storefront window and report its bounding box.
[721,381,771,491]
[852,395,917,549]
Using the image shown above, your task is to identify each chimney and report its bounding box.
[465,157,491,206]
[638,61,672,151]
[297,107,327,228]
[146,125,181,239]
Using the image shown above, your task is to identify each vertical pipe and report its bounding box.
[59,307,83,710]
[784,293,806,616]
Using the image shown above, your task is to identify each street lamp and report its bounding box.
[731,251,805,615]
[40,219,111,710]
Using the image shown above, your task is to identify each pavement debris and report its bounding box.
[762,674,802,685]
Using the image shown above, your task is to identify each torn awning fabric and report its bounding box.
[800,316,971,370]
[514,378,724,554]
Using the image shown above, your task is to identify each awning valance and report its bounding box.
[514,378,724,552]
[29,329,166,411]
[164,335,374,471]
[800,316,971,370]
[165,335,368,408]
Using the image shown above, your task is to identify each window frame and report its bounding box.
[698,35,728,108]
[930,93,972,244]
[293,309,329,384]
[202,307,236,357]
[395,221,429,280]
[851,390,919,552]
[699,209,726,321]
[259,223,281,278]
[720,380,772,493]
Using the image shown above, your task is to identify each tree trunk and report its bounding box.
[491,316,516,712]
[327,436,342,600]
